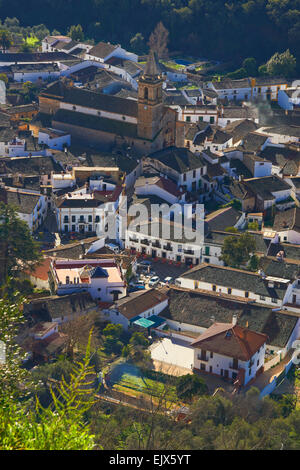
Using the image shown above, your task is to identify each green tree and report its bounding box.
[225,226,238,233]
[220,232,256,268]
[0,311,96,450]
[266,49,296,77]
[130,33,146,55]
[68,24,84,42]
[258,64,268,76]
[243,57,257,76]
[20,81,38,102]
[103,323,122,339]
[226,67,247,79]
[129,331,149,348]
[248,220,259,231]
[176,374,207,400]
[0,29,12,52]
[248,254,259,272]
[0,73,8,85]
[0,203,41,289]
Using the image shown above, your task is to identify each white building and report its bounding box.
[49,259,126,302]
[206,78,252,102]
[176,263,290,308]
[102,288,169,329]
[134,175,186,204]
[85,42,138,64]
[3,185,48,232]
[56,184,123,234]
[0,79,6,105]
[191,321,267,387]
[38,128,71,150]
[278,88,300,111]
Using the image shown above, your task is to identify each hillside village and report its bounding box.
[3,33,300,406]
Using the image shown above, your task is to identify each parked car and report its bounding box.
[105,243,120,254]
[129,281,145,290]
[138,260,152,267]
[149,276,160,287]
[160,277,173,287]
[128,284,146,293]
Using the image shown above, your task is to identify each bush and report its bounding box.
[176,374,208,400]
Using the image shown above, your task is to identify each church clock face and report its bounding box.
[144,105,148,110]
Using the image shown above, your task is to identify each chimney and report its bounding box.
[232,314,237,326]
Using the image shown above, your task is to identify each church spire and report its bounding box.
[143,49,161,80]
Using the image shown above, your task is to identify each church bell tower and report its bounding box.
[137,50,164,141]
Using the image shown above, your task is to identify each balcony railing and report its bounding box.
[164,245,173,251]
[197,355,208,362]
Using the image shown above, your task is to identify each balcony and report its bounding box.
[184,249,194,255]
[140,239,150,246]
[152,241,161,248]
[229,362,239,370]
[164,245,173,252]
[197,355,208,362]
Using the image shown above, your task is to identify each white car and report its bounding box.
[148,276,160,287]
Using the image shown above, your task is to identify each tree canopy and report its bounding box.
[1,1,300,69]
[220,232,256,268]
[0,202,41,288]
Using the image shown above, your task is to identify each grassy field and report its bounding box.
[110,362,178,401]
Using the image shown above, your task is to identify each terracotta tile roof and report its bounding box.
[26,258,51,281]
[191,322,268,361]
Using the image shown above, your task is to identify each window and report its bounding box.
[260,295,266,301]
[73,105,76,110]
[88,225,92,232]
[228,288,232,295]
[212,285,216,292]
[193,170,196,178]
[245,292,249,298]
[272,298,278,303]
[72,215,76,222]
[210,351,213,358]
[186,116,191,122]
[200,363,206,371]
[183,173,186,182]
[210,116,214,124]
[88,215,92,222]
[199,116,203,122]
[63,216,69,223]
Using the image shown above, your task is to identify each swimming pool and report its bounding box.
[174,59,192,66]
